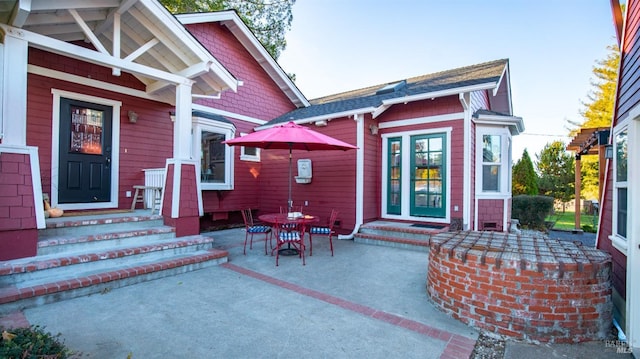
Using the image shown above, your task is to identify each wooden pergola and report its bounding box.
[566,127,610,231]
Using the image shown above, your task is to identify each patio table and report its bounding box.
[258,213,319,255]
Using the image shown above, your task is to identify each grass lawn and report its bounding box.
[545,210,598,232]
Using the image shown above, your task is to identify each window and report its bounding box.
[476,127,511,194]
[613,127,628,245]
[239,133,260,162]
[482,134,501,192]
[192,117,235,190]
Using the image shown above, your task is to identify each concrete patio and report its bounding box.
[0,227,629,358]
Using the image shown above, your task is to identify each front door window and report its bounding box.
[387,137,402,215]
[410,133,446,217]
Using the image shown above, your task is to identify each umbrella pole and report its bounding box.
[288,146,292,212]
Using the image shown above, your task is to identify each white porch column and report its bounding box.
[0,28,28,145]
[173,82,193,159]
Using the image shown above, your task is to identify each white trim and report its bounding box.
[28,65,169,104]
[627,113,640,353]
[255,107,377,130]
[0,145,46,229]
[1,30,28,145]
[474,126,512,231]
[380,127,452,223]
[50,89,121,210]
[460,93,472,230]
[378,112,464,130]
[239,132,261,162]
[473,114,524,135]
[192,103,266,125]
[169,159,180,218]
[192,117,236,191]
[377,82,497,110]
[0,23,192,86]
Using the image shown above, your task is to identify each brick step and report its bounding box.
[40,213,164,239]
[354,222,449,252]
[0,235,215,288]
[0,247,228,314]
[37,226,176,256]
[353,232,431,252]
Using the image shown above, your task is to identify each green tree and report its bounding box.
[159,0,296,59]
[566,44,619,200]
[536,141,575,210]
[512,149,538,195]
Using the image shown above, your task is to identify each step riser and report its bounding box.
[359,227,434,241]
[0,256,227,315]
[40,218,165,238]
[38,231,176,256]
[1,241,214,287]
[354,236,430,252]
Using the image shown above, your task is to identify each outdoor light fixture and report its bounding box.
[604,144,614,159]
[128,111,138,123]
[369,124,379,135]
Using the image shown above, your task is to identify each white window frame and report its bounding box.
[192,117,235,190]
[610,120,629,254]
[239,132,261,162]
[475,126,512,197]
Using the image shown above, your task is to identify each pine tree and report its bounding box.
[537,141,575,209]
[512,149,538,195]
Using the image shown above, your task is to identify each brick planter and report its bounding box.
[427,231,612,343]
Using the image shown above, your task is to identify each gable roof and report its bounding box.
[263,59,509,127]
[177,10,310,108]
[0,0,238,104]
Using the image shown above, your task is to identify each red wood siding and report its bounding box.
[597,0,640,300]
[258,120,358,230]
[378,96,465,223]
[477,199,505,231]
[363,114,381,223]
[27,48,174,210]
[185,23,297,120]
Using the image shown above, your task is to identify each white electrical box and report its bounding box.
[295,159,312,184]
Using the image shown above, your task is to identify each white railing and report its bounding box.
[143,168,165,208]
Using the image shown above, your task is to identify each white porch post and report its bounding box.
[173,83,193,159]
[1,28,28,144]
[162,82,202,237]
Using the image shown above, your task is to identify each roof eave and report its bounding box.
[258,106,377,130]
[473,114,525,135]
[142,0,238,93]
[177,11,309,107]
[373,82,497,118]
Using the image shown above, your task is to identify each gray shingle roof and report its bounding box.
[267,59,508,125]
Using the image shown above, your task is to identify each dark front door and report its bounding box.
[58,98,113,204]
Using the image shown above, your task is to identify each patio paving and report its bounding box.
[1,227,629,358]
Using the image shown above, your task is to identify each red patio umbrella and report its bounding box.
[223,121,357,210]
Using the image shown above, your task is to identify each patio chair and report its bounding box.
[273,219,306,266]
[241,208,272,255]
[308,209,338,256]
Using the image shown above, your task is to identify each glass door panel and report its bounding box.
[410,134,445,217]
[387,137,402,215]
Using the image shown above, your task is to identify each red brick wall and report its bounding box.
[0,152,38,259]
[428,233,613,343]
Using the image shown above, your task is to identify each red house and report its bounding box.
[596,0,640,352]
[0,2,522,264]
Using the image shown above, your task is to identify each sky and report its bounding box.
[277,1,617,162]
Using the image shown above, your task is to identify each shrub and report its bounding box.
[1,325,72,359]
[512,195,554,230]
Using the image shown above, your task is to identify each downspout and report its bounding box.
[459,93,472,230]
[339,113,365,239]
